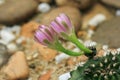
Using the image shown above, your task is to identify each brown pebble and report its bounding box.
[3,51,29,80]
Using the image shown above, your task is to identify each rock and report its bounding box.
[55,53,70,64]
[0,43,10,67]
[102,0,120,8]
[31,42,57,61]
[21,21,40,38]
[0,0,38,25]
[116,9,120,16]
[41,6,82,32]
[7,43,18,53]
[55,0,92,10]
[0,29,15,44]
[82,4,114,30]
[59,72,71,80]
[38,3,51,13]
[3,51,29,80]
[36,0,51,3]
[92,17,120,48]
[38,70,52,80]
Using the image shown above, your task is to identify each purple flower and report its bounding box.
[34,25,55,46]
[51,13,73,34]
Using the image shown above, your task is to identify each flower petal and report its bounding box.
[59,13,72,28]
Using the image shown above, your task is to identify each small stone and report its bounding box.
[31,42,57,61]
[11,25,21,36]
[38,3,51,13]
[116,10,120,16]
[92,17,120,48]
[38,70,51,80]
[0,0,38,25]
[36,0,51,3]
[0,43,10,67]
[16,36,26,44]
[55,53,70,64]
[88,14,106,26]
[0,0,5,5]
[7,43,18,53]
[102,0,120,8]
[27,55,33,61]
[3,51,29,80]
[41,6,82,32]
[82,4,113,29]
[56,0,92,10]
[59,72,71,80]
[32,52,39,59]
[21,21,40,38]
[0,29,15,44]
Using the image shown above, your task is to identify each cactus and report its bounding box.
[69,49,120,80]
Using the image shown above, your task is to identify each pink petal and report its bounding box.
[55,17,67,31]
[51,21,65,33]
[59,13,72,28]
[34,30,48,45]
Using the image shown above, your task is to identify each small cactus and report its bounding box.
[69,49,120,80]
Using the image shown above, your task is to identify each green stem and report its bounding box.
[62,31,92,54]
[52,40,84,56]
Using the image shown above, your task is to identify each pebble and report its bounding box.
[0,0,38,25]
[0,43,10,67]
[0,29,15,44]
[10,25,21,36]
[102,45,109,50]
[16,36,26,44]
[21,21,40,38]
[59,72,71,80]
[116,10,120,16]
[38,3,51,13]
[41,6,82,32]
[92,17,120,48]
[7,43,18,53]
[82,4,113,30]
[87,29,94,39]
[3,51,29,80]
[102,0,120,8]
[56,0,92,10]
[31,42,57,61]
[72,48,80,52]
[88,14,106,26]
[84,40,97,48]
[0,0,5,5]
[36,0,51,3]
[32,52,39,59]
[55,53,70,64]
[27,55,33,61]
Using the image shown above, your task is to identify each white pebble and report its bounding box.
[117,48,120,53]
[102,45,108,50]
[84,40,97,48]
[0,40,7,45]
[16,36,25,44]
[38,3,51,13]
[55,53,70,64]
[88,14,106,26]
[87,29,94,38]
[7,43,17,53]
[116,10,120,16]
[27,56,33,61]
[0,30,15,44]
[0,0,5,5]
[72,48,80,52]
[11,25,21,36]
[59,72,71,80]
[32,52,39,59]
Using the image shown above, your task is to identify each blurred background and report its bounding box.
[0,0,120,80]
